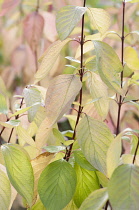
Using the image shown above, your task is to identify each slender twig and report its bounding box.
[132,136,139,164]
[36,0,40,12]
[105,200,109,210]
[64,0,86,161]
[8,128,14,143]
[34,49,38,72]
[7,98,24,144]
[0,127,5,145]
[116,0,125,135]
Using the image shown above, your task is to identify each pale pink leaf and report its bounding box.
[23,12,44,51]
[0,0,20,16]
[42,11,57,42]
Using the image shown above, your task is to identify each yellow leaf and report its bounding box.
[16,126,37,148]
[75,33,102,59]
[121,154,139,166]
[64,200,78,210]
[87,8,111,34]
[87,72,109,120]
[107,134,122,178]
[27,122,38,138]
[44,74,82,128]
[31,152,55,202]
[34,38,71,83]
[124,46,139,70]
[0,164,17,210]
[35,122,56,150]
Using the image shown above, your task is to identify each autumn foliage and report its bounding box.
[0,0,139,210]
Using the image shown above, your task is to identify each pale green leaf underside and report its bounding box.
[34,38,71,83]
[56,6,87,40]
[108,164,139,210]
[0,169,11,210]
[77,115,114,175]
[74,163,100,208]
[44,74,82,128]
[79,188,108,210]
[1,144,34,207]
[87,72,109,120]
[23,87,41,122]
[125,0,139,2]
[0,120,20,129]
[93,40,123,94]
[87,8,111,34]
[38,159,77,210]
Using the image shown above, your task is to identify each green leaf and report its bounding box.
[93,40,123,94]
[28,199,46,210]
[74,163,100,207]
[79,188,108,210]
[62,130,74,138]
[52,128,65,145]
[107,134,122,178]
[0,93,8,114]
[85,56,97,72]
[38,159,77,210]
[56,6,87,40]
[65,115,77,130]
[1,144,34,207]
[0,169,11,210]
[64,200,78,210]
[108,164,139,210]
[44,74,82,128]
[74,150,96,171]
[123,64,133,77]
[87,8,111,34]
[63,140,74,146]
[10,106,32,117]
[96,171,109,187]
[34,38,71,83]
[76,115,114,174]
[23,87,41,122]
[31,152,55,203]
[87,72,109,120]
